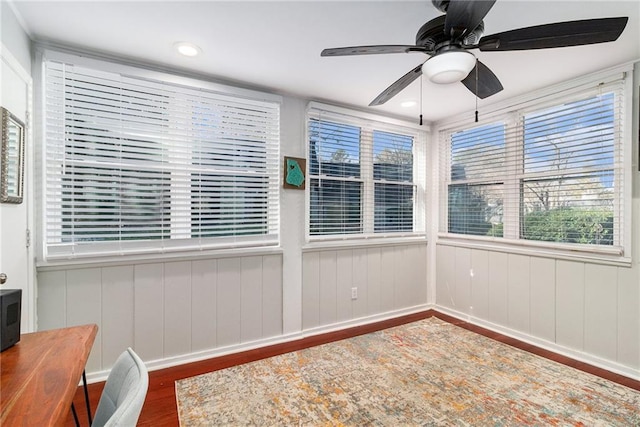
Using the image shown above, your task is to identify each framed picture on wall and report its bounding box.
[283,156,306,190]
[1,107,25,204]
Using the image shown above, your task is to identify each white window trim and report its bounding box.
[36,47,283,266]
[305,102,428,245]
[435,63,634,265]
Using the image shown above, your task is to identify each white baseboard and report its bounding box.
[300,304,434,338]
[434,305,640,381]
[86,304,434,383]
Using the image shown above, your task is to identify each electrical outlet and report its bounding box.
[351,287,358,300]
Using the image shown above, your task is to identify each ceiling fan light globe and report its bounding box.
[422,51,476,84]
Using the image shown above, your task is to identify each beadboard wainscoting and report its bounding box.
[435,243,640,379]
[37,254,284,379]
[36,242,430,380]
[302,243,429,331]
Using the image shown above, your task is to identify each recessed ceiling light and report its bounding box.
[401,101,417,108]
[174,42,201,57]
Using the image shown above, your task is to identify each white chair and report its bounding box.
[92,348,149,427]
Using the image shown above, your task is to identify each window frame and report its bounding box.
[37,48,282,264]
[437,65,633,265]
[305,102,427,243]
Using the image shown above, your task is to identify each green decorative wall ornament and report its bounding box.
[283,156,306,189]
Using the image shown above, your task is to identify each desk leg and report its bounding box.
[82,370,93,426]
[71,403,80,427]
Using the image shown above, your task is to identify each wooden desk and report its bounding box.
[0,324,98,427]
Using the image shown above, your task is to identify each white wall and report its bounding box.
[1,1,34,332]
[435,246,639,378]
[433,63,640,380]
[38,253,284,374]
[1,2,31,71]
[280,97,306,335]
[302,243,428,331]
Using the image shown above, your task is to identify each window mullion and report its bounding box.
[503,113,522,240]
[439,131,451,233]
[362,126,374,234]
[413,132,427,234]
[167,90,191,241]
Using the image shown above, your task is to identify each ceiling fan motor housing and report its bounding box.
[417,15,485,52]
[416,15,448,52]
[463,22,484,45]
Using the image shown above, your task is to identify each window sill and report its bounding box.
[303,235,427,252]
[436,234,632,267]
[36,245,284,271]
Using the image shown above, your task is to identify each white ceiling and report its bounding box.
[9,0,640,122]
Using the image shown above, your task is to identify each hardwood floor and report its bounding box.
[65,310,640,426]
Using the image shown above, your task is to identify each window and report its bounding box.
[440,73,628,254]
[42,53,280,259]
[373,130,415,233]
[308,119,362,235]
[307,105,426,239]
[520,94,616,245]
[447,123,505,237]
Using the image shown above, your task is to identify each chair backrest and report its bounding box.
[92,347,149,427]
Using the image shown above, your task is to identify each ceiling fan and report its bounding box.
[321,0,628,106]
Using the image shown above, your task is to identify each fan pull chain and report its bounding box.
[474,59,479,123]
[419,74,423,126]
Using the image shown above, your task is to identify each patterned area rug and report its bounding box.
[176,317,640,426]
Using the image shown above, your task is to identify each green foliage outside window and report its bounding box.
[521,208,613,245]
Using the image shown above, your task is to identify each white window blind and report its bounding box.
[447,122,506,237]
[308,106,425,239]
[373,130,415,233]
[520,91,620,246]
[308,118,363,235]
[43,58,280,259]
[440,77,625,251]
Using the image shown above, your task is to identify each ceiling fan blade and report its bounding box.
[321,45,427,57]
[369,64,423,106]
[444,0,496,39]
[460,60,503,99]
[478,17,628,51]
